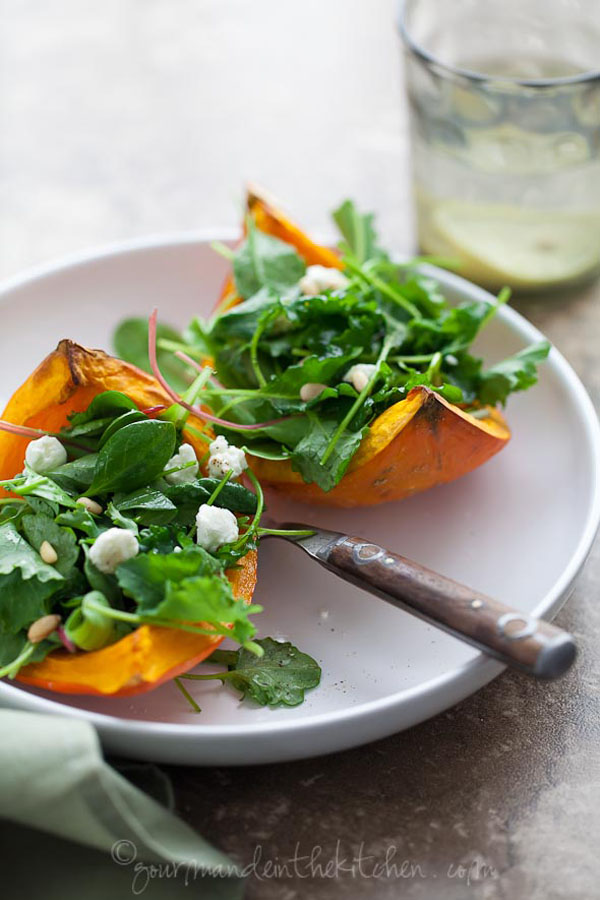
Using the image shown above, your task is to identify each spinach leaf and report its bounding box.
[209,638,321,707]
[89,420,176,495]
[99,410,147,448]
[163,479,258,522]
[112,319,191,393]
[113,486,177,525]
[47,454,98,491]
[21,513,79,577]
[233,222,306,299]
[67,391,138,427]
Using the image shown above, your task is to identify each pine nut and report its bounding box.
[28,614,61,644]
[352,370,370,392]
[77,497,103,515]
[40,540,58,564]
[300,382,328,403]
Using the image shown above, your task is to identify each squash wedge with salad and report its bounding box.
[0,341,266,697]
[114,185,550,508]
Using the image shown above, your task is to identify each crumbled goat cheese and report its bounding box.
[89,528,139,574]
[343,363,378,393]
[25,435,68,474]
[195,504,239,553]
[299,265,349,296]
[207,436,248,479]
[164,442,199,484]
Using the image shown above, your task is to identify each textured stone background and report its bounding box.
[1,2,599,898]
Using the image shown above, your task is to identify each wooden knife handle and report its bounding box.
[317,535,576,679]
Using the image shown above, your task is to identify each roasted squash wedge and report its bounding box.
[216,184,510,507]
[0,341,257,696]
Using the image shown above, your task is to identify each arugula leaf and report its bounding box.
[233,222,306,299]
[116,548,223,612]
[156,576,258,646]
[333,199,385,264]
[477,341,551,406]
[209,638,321,707]
[0,573,60,633]
[112,319,191,393]
[89,420,176,495]
[0,522,64,583]
[56,506,102,537]
[21,513,79,577]
[291,412,367,492]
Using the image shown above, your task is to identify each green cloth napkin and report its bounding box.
[0,709,244,899]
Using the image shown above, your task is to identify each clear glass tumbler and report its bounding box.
[399,0,600,292]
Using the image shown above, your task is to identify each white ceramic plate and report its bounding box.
[0,235,598,765]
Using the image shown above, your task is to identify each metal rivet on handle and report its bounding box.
[352,542,385,565]
[497,612,537,641]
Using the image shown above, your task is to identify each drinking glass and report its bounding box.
[399,0,600,292]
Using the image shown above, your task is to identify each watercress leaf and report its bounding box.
[21,513,79,577]
[138,525,180,554]
[89,419,177,495]
[112,319,192,393]
[218,637,321,707]
[477,341,551,407]
[232,223,306,300]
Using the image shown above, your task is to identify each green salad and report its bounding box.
[0,390,320,708]
[115,201,550,492]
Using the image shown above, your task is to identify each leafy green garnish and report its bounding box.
[113,321,191,393]
[182,638,322,707]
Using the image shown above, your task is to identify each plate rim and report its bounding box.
[1,233,599,751]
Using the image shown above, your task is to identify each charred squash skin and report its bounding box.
[0,341,258,696]
[214,185,511,507]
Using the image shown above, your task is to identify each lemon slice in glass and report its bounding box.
[430,203,600,290]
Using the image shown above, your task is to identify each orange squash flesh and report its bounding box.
[0,341,258,696]
[214,184,511,507]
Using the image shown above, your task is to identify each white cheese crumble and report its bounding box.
[299,265,349,296]
[195,504,239,553]
[25,435,68,474]
[164,442,199,484]
[343,363,378,393]
[207,436,248,479]
[89,528,139,574]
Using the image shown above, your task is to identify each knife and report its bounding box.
[263,523,576,679]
